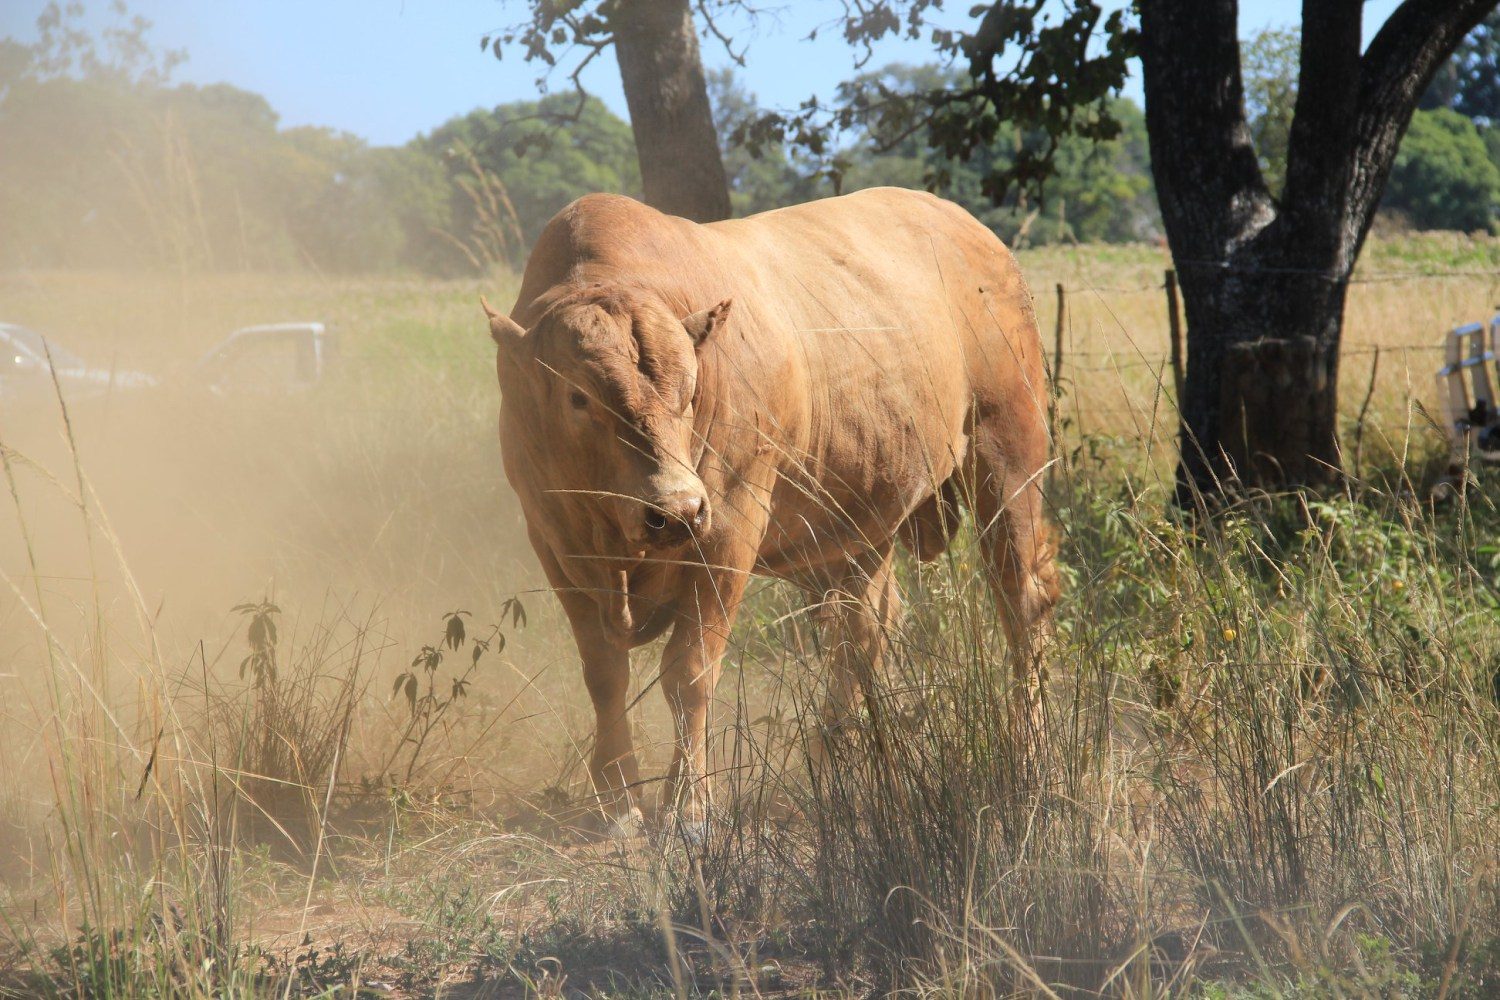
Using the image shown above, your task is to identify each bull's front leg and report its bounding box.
[529,532,645,832]
[659,547,754,827]
[578,626,644,830]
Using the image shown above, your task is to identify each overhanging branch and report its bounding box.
[1136,0,1272,257]
[1349,0,1498,227]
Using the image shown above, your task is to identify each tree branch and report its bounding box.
[694,0,751,67]
[1349,0,1498,233]
[1278,0,1362,261]
[1136,0,1273,260]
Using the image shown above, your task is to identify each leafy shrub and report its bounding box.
[1385,108,1500,233]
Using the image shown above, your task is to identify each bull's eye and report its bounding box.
[569,390,590,410]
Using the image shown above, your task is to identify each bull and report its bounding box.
[485,187,1058,831]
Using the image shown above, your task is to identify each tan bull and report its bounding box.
[486,187,1058,830]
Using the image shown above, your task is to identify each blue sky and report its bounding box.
[1,1,1404,147]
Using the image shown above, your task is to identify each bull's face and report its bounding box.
[487,289,731,554]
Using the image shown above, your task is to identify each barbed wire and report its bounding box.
[18,265,1500,378]
[1054,263,1500,297]
[1171,259,1500,285]
[1058,342,1446,375]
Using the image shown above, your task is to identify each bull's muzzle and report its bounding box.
[641,491,710,549]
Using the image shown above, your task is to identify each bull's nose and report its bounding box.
[643,493,709,545]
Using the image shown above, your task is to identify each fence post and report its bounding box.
[1352,346,1381,481]
[1053,282,1066,389]
[1165,269,1185,409]
[1049,283,1066,489]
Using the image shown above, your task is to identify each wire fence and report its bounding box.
[21,261,1500,403]
[1058,263,1500,293]
[1061,343,1446,375]
[1047,263,1497,382]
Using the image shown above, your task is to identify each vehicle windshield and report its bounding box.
[1,325,87,369]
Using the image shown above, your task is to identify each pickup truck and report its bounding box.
[194,322,336,395]
[0,321,336,403]
[0,322,159,401]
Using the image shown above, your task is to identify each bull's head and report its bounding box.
[485,287,730,556]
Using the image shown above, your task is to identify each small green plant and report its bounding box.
[258,935,361,996]
[213,600,371,843]
[382,876,514,987]
[384,598,526,786]
[233,599,280,688]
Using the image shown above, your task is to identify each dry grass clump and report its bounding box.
[662,472,1498,997]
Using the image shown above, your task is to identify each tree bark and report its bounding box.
[1173,243,1349,497]
[610,0,732,222]
[1137,0,1496,504]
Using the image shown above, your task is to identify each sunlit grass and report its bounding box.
[0,245,1497,995]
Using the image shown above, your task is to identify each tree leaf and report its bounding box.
[444,612,466,651]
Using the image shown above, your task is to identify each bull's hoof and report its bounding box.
[607,806,647,841]
[674,817,709,845]
[656,804,710,845]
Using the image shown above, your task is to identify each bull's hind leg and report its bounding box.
[810,547,901,764]
[970,422,1060,738]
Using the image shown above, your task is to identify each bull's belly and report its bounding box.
[744,332,970,582]
[751,463,944,582]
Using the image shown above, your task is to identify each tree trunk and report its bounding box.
[1173,245,1350,502]
[1137,0,1496,503]
[611,0,732,222]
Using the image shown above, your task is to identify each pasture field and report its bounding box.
[0,233,1497,997]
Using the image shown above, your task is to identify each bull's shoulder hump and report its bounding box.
[518,195,704,300]
[540,194,670,246]
[715,188,1002,248]
[843,187,1003,238]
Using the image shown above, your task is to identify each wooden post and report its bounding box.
[1048,283,1065,490]
[1053,282,1066,390]
[1352,347,1380,481]
[1165,269,1185,410]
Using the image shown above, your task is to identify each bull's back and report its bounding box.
[712,187,1041,417]
[705,190,1043,567]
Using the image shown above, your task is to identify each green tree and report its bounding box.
[1242,27,1299,195]
[280,127,408,272]
[705,69,818,216]
[417,94,640,269]
[1423,12,1500,122]
[0,3,455,273]
[369,146,453,275]
[1038,98,1156,244]
[1484,124,1500,172]
[827,64,1156,246]
[1384,108,1500,231]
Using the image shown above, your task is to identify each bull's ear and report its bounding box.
[481,295,526,354]
[682,298,732,347]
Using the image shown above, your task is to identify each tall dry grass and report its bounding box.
[0,241,1497,995]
